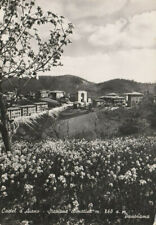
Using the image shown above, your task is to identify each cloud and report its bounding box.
[41,49,156,83]
[88,11,156,49]
[37,0,128,21]
[36,0,64,16]
[88,19,127,47]
[127,0,156,14]
[34,0,156,83]
[64,0,128,20]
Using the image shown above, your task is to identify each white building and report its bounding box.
[39,90,49,98]
[49,90,65,100]
[78,90,88,103]
[124,92,144,107]
[34,102,48,113]
[7,107,21,120]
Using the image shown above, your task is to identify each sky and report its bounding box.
[36,0,156,83]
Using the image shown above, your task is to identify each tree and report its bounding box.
[0,0,73,152]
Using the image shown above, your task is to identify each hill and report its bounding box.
[97,78,156,95]
[2,75,156,97]
[2,75,98,96]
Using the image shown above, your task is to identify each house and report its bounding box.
[20,105,29,116]
[7,107,21,120]
[93,99,104,107]
[34,102,48,113]
[19,104,37,116]
[99,93,126,106]
[124,92,144,107]
[26,91,36,99]
[27,105,36,116]
[37,90,49,98]
[5,91,16,101]
[49,90,65,100]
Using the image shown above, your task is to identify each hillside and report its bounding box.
[97,78,156,95]
[2,75,156,97]
[2,75,98,96]
[15,99,156,141]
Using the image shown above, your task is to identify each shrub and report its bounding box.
[0,137,155,224]
[119,119,139,135]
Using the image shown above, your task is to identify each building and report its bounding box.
[125,92,144,107]
[73,101,81,109]
[99,93,126,106]
[19,105,37,116]
[38,90,49,98]
[93,99,104,107]
[105,93,118,97]
[20,105,29,116]
[70,90,90,107]
[49,90,65,100]
[88,97,92,104]
[26,91,36,100]
[5,91,16,101]
[26,105,36,116]
[34,102,48,113]
[7,107,21,120]
[78,90,88,103]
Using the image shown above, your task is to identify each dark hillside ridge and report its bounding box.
[2,75,156,96]
[97,78,156,95]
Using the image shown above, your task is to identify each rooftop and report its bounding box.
[34,102,48,105]
[99,95,125,99]
[105,93,118,96]
[7,107,21,110]
[49,90,65,93]
[19,105,36,108]
[125,92,143,96]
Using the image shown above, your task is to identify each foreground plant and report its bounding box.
[0,136,155,224]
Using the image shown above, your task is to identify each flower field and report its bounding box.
[0,136,156,224]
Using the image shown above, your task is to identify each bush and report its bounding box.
[119,119,139,135]
[0,137,155,224]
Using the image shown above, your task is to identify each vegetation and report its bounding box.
[12,97,156,141]
[2,75,97,97]
[0,0,73,152]
[2,76,156,97]
[0,136,155,224]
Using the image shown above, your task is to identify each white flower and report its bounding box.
[1,185,6,191]
[21,220,29,225]
[139,179,147,185]
[10,174,15,179]
[53,187,56,191]
[70,183,75,188]
[24,184,33,192]
[109,183,113,187]
[2,192,8,197]
[48,174,55,179]
[118,175,124,180]
[149,164,156,172]
[1,173,8,181]
[58,175,66,184]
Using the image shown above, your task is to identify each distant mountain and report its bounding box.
[2,75,156,97]
[97,79,156,95]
